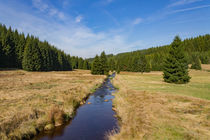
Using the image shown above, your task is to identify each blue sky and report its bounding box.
[0,0,210,58]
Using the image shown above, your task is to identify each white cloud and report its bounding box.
[171,4,210,13]
[133,18,143,25]
[32,0,66,20]
[49,9,58,16]
[75,15,83,23]
[168,0,203,8]
[0,2,144,58]
[32,0,48,11]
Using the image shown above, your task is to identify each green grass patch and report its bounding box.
[122,70,210,100]
[90,84,101,93]
[150,124,191,140]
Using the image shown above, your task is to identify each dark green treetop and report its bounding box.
[163,36,191,84]
[100,51,109,75]
[191,54,202,70]
[22,37,42,71]
[91,55,101,75]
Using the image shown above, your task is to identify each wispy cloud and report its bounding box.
[94,0,115,6]
[32,0,65,20]
[32,0,48,11]
[102,0,115,5]
[0,1,144,58]
[132,18,143,25]
[167,0,203,8]
[145,1,210,23]
[103,10,120,26]
[61,0,69,8]
[75,15,83,23]
[106,0,114,4]
[171,4,210,13]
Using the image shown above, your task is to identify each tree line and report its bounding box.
[91,51,109,75]
[90,34,208,84]
[91,36,193,84]
[0,24,90,71]
[103,34,210,73]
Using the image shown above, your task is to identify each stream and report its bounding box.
[35,73,119,140]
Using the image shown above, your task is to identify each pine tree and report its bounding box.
[100,51,109,75]
[66,54,72,71]
[83,60,89,70]
[15,33,25,68]
[71,56,78,69]
[145,59,152,72]
[22,37,42,71]
[191,54,202,70]
[57,51,64,71]
[78,58,84,69]
[163,36,190,84]
[116,60,121,74]
[116,64,121,74]
[132,56,139,72]
[91,55,100,75]
[0,24,73,71]
[0,39,2,67]
[138,55,147,73]
[1,27,16,68]
[109,58,115,72]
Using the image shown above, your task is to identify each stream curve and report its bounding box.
[35,73,118,140]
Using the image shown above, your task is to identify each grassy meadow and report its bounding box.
[109,65,210,140]
[0,70,105,140]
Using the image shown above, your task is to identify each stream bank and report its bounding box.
[35,73,119,140]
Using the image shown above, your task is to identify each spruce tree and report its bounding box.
[108,58,115,72]
[116,64,121,74]
[71,56,78,69]
[132,56,139,72]
[15,34,25,68]
[1,27,15,68]
[91,55,100,75]
[116,60,121,74]
[22,37,42,71]
[83,60,89,70]
[57,51,64,71]
[0,24,74,71]
[100,51,109,75]
[191,55,202,70]
[0,39,2,67]
[163,36,190,84]
[138,55,147,73]
[145,59,152,72]
[78,58,84,69]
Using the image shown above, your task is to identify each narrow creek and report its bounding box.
[35,73,119,140]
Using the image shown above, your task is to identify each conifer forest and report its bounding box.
[1,3,210,139]
[1,24,210,75]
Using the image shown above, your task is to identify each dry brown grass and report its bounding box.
[109,70,210,140]
[0,70,105,140]
[202,64,210,71]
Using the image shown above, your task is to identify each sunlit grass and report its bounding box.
[120,69,210,100]
[109,65,210,140]
[0,70,105,139]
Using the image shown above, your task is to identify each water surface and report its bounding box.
[36,74,118,140]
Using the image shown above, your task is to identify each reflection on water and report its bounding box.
[35,74,118,140]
